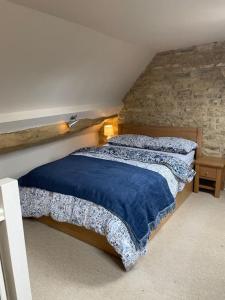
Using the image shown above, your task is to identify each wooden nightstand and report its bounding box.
[194,156,225,198]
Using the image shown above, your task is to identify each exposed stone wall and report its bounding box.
[119,42,225,157]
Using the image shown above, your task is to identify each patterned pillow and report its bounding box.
[108,134,153,149]
[143,137,197,154]
[108,135,197,154]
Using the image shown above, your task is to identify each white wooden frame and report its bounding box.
[0,178,32,300]
[0,255,7,300]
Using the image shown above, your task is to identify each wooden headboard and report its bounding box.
[118,124,202,159]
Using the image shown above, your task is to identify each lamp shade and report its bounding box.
[104,124,114,137]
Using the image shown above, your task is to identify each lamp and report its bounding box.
[104,124,114,140]
[68,115,79,128]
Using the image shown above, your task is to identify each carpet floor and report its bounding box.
[23,192,225,300]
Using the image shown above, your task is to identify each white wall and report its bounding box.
[0,0,149,119]
[0,0,150,179]
[0,128,98,179]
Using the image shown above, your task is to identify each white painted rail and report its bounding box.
[0,178,32,300]
[0,256,7,300]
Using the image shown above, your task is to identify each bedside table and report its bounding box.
[194,156,225,198]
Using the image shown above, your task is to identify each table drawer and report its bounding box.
[199,166,217,179]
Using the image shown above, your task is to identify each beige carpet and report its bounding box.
[24,192,225,300]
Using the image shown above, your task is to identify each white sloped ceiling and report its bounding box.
[0,0,150,122]
[3,0,225,121]
[10,0,225,50]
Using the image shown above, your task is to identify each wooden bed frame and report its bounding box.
[38,125,202,258]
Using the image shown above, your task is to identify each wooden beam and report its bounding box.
[0,114,117,154]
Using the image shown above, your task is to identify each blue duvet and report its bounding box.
[19,154,175,249]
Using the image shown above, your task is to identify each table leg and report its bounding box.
[194,164,199,193]
[215,169,222,198]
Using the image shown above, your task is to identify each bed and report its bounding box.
[19,124,202,270]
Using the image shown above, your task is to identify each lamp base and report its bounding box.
[106,135,113,140]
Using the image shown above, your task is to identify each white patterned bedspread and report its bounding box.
[20,152,185,271]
